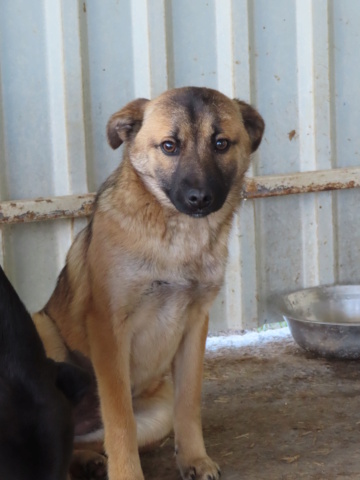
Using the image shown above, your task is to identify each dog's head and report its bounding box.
[0,266,90,480]
[107,87,264,218]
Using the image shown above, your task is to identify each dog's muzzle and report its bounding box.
[167,176,228,218]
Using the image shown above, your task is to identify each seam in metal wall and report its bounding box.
[0,0,360,331]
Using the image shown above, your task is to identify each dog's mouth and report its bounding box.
[181,204,221,218]
[189,210,211,218]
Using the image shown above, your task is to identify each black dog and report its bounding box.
[0,265,90,480]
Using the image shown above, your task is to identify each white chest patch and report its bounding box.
[128,279,217,396]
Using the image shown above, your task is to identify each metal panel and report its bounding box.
[0,0,360,331]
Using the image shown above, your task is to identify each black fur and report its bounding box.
[0,265,90,480]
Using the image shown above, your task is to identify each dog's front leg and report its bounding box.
[173,311,221,480]
[87,310,144,480]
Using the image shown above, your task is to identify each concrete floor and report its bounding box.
[140,334,360,480]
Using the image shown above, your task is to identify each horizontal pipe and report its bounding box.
[243,166,360,199]
[0,194,95,225]
[0,167,359,225]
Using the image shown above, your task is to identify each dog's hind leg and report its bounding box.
[134,377,174,451]
[33,312,107,479]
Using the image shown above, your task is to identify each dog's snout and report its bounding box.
[167,170,229,218]
[186,188,213,210]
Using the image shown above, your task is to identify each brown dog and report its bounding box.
[33,87,264,480]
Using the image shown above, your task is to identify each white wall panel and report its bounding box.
[1,0,360,331]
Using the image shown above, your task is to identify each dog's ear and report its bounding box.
[234,100,265,153]
[55,361,91,406]
[107,98,150,149]
[0,266,46,362]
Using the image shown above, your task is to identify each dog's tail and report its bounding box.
[134,378,174,450]
[0,265,46,364]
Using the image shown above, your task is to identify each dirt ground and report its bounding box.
[140,335,360,480]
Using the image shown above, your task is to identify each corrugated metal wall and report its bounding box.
[1,0,360,331]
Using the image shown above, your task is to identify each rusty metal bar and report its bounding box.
[0,167,360,225]
[242,166,360,199]
[0,194,95,225]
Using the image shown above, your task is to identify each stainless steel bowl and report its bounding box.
[276,285,360,359]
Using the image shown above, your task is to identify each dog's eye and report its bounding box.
[161,140,178,155]
[215,139,230,153]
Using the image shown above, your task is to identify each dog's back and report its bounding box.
[0,266,89,480]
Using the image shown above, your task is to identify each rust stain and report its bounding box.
[242,178,360,199]
[288,130,296,141]
[83,2,86,13]
[34,197,53,203]
[0,200,95,225]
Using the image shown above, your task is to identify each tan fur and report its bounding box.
[33,87,264,480]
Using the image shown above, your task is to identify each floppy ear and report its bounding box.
[55,361,91,406]
[106,98,150,150]
[234,100,265,153]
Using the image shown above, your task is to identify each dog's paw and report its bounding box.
[179,456,221,480]
[70,450,108,480]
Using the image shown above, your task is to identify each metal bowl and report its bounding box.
[276,285,360,359]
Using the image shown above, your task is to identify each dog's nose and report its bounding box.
[186,188,213,210]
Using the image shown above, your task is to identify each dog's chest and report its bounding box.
[129,266,222,394]
[107,214,229,392]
